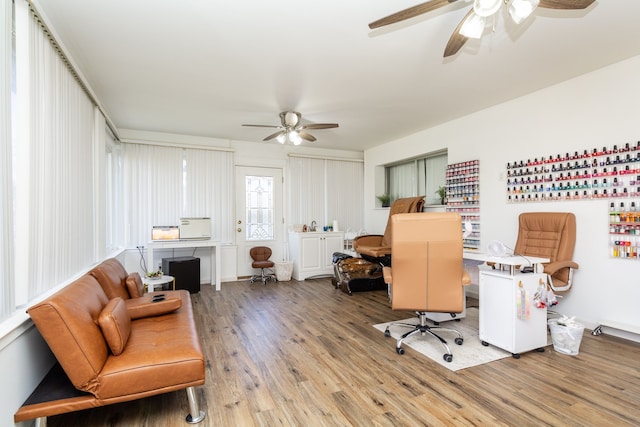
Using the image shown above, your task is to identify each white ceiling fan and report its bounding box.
[369,0,596,57]
[242,111,339,145]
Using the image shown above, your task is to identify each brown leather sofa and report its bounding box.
[14,258,206,424]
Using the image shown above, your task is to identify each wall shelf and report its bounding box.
[446,160,480,249]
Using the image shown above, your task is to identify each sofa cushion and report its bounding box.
[125,272,144,298]
[125,293,182,319]
[27,275,110,394]
[89,258,130,300]
[98,297,131,356]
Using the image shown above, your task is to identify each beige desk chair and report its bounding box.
[382,212,470,362]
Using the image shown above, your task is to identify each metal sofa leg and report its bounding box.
[35,417,47,427]
[185,386,205,424]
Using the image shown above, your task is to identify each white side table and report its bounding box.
[142,275,175,293]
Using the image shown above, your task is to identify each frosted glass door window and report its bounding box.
[245,175,274,240]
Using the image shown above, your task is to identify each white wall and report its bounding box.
[365,54,640,341]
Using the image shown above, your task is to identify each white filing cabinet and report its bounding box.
[289,231,344,280]
[479,269,548,358]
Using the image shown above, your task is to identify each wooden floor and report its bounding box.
[48,278,640,427]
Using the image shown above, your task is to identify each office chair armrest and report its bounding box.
[543,260,579,275]
[383,266,392,285]
[462,269,471,286]
[353,234,383,248]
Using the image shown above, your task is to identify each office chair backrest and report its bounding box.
[250,246,272,262]
[514,212,576,284]
[390,212,464,313]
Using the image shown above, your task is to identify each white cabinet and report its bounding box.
[289,231,344,280]
[479,269,548,358]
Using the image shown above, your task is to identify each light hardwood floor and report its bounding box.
[48,278,640,426]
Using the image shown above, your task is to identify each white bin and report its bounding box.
[275,262,293,281]
[548,319,585,355]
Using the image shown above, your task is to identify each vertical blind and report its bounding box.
[288,156,364,232]
[12,0,96,308]
[387,152,447,205]
[123,143,234,247]
[0,0,13,320]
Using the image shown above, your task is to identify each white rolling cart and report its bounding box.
[468,252,550,359]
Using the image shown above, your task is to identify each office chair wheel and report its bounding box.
[481,341,489,346]
[443,354,453,363]
[455,337,463,345]
[512,353,521,359]
[396,347,405,355]
[384,329,391,337]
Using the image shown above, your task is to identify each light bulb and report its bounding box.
[289,131,302,145]
[276,133,286,144]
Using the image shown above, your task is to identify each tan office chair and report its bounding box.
[249,246,277,285]
[514,212,578,293]
[382,212,470,362]
[353,196,425,265]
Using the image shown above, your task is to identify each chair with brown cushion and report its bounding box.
[514,212,579,292]
[249,246,277,285]
[382,212,470,362]
[353,196,425,265]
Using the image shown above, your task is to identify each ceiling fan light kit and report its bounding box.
[369,0,595,57]
[242,111,338,145]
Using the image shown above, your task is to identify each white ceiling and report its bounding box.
[34,0,640,152]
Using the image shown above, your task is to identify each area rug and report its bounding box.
[373,308,512,371]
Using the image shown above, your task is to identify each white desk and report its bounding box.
[464,250,551,358]
[463,249,549,273]
[148,239,221,291]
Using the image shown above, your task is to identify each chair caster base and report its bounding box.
[186,410,206,424]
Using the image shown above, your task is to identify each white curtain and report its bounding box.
[123,144,234,246]
[388,162,416,201]
[122,143,184,246]
[325,159,363,232]
[420,154,448,205]
[0,0,13,320]
[289,156,364,232]
[388,152,447,205]
[184,149,233,243]
[289,157,325,227]
[13,0,96,305]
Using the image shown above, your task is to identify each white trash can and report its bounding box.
[548,318,585,355]
[275,262,293,281]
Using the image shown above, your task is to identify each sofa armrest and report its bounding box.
[125,295,182,320]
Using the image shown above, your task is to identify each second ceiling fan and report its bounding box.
[242,111,338,145]
[369,0,595,57]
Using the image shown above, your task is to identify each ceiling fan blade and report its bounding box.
[539,0,595,9]
[263,131,285,142]
[298,132,317,142]
[242,124,280,129]
[369,0,457,29]
[443,8,472,57]
[301,123,339,130]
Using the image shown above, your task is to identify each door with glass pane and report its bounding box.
[235,166,284,278]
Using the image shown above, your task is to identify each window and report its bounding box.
[245,175,274,241]
[385,151,447,205]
